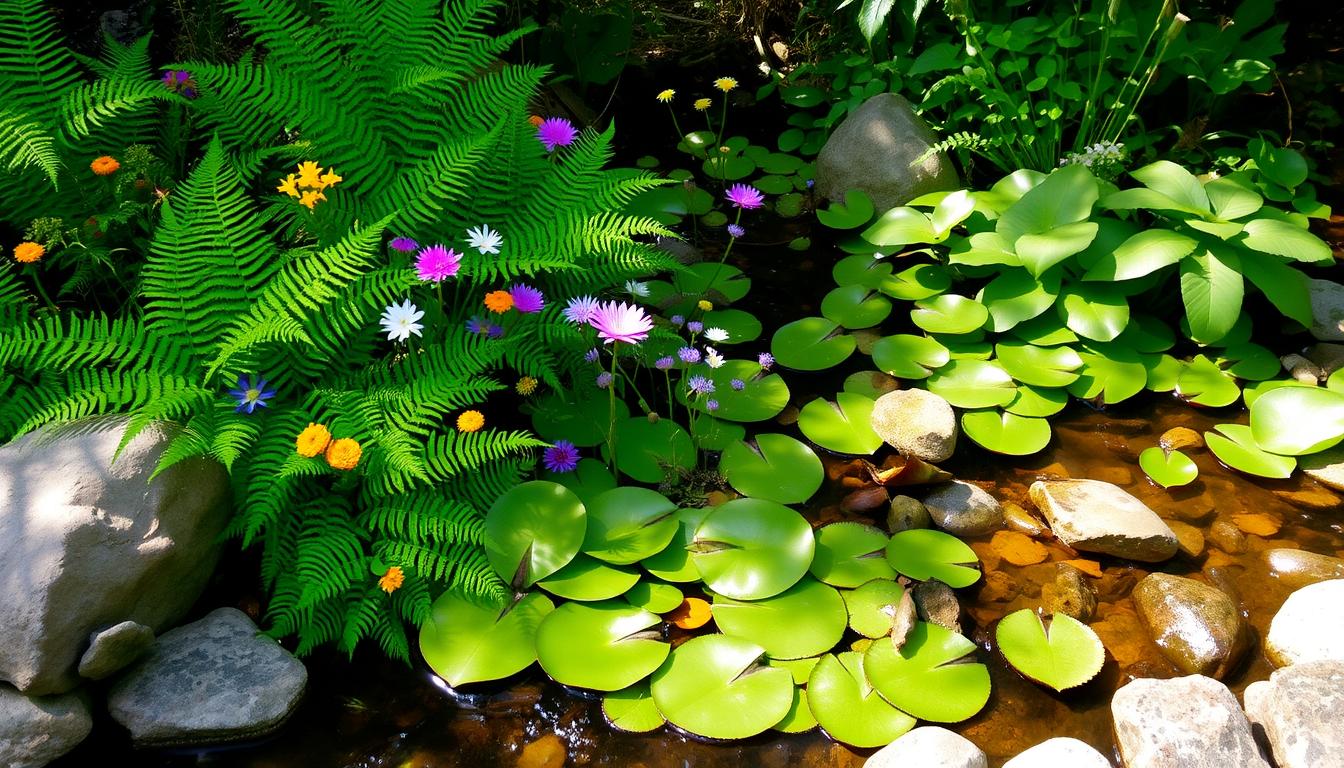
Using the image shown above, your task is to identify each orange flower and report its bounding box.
[456,410,485,433]
[296,160,323,189]
[528,115,545,127]
[90,155,120,175]
[296,423,332,457]
[276,173,300,198]
[317,169,342,189]
[298,190,326,210]
[378,566,405,594]
[325,437,362,470]
[13,242,44,263]
[483,290,514,313]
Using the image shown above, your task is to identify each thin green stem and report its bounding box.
[665,105,686,147]
[664,369,675,423]
[26,267,56,312]
[607,344,620,475]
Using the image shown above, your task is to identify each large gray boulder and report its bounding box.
[0,424,230,695]
[871,389,957,463]
[0,683,91,768]
[1266,579,1344,667]
[1308,279,1344,341]
[1133,574,1247,679]
[1243,660,1344,768]
[1029,479,1177,562]
[108,607,307,747]
[1111,675,1268,768]
[815,94,961,214]
[865,726,986,768]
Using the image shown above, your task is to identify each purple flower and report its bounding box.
[687,321,704,333]
[390,236,419,253]
[466,316,487,334]
[487,324,504,339]
[727,224,745,238]
[537,118,579,152]
[564,295,601,324]
[584,347,601,363]
[730,378,746,391]
[669,314,686,327]
[227,374,276,414]
[805,178,816,189]
[758,352,774,370]
[725,183,764,210]
[510,284,545,313]
[706,399,719,412]
[161,70,197,99]
[543,440,581,473]
[677,347,701,364]
[687,375,715,395]
[596,371,614,389]
[414,244,462,282]
[655,356,676,370]
[589,301,653,345]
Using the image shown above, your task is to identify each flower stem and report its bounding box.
[25,267,56,312]
[704,207,743,304]
[607,343,620,476]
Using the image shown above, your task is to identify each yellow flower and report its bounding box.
[528,115,545,127]
[697,299,713,311]
[317,169,342,190]
[694,98,712,111]
[296,423,332,457]
[296,161,323,189]
[90,155,120,175]
[298,189,326,210]
[516,376,538,396]
[484,290,514,313]
[656,89,676,103]
[325,437,362,470]
[378,566,405,594]
[714,77,737,93]
[14,242,44,263]
[457,410,485,433]
[276,173,300,198]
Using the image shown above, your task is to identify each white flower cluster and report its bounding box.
[1059,141,1127,180]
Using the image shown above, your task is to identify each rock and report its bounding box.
[0,425,230,695]
[864,726,986,768]
[1133,574,1247,679]
[1159,427,1204,452]
[1265,548,1344,589]
[1243,660,1344,768]
[1166,520,1205,557]
[107,608,306,747]
[518,733,567,768]
[1299,446,1344,492]
[1308,279,1344,341]
[912,580,961,634]
[815,94,960,214]
[923,481,1003,536]
[1207,519,1247,554]
[1305,342,1344,374]
[1111,675,1269,768]
[1042,563,1097,622]
[1272,485,1342,511]
[870,389,957,463]
[841,485,890,513]
[1280,353,1325,383]
[1029,479,1178,562]
[1001,737,1110,768]
[77,621,154,681]
[886,495,931,532]
[0,684,91,768]
[1001,501,1048,537]
[1266,580,1344,667]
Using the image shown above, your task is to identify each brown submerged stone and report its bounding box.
[1133,573,1248,679]
[1265,548,1344,588]
[1041,563,1098,622]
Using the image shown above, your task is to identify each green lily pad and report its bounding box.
[625,581,684,614]
[602,683,665,733]
[700,211,728,227]
[673,262,751,305]
[546,458,617,506]
[419,591,555,687]
[720,433,824,504]
[808,652,916,748]
[1220,343,1280,381]
[1011,314,1080,346]
[1139,447,1199,488]
[878,263,953,301]
[703,153,757,181]
[911,294,989,335]
[605,417,696,484]
[1249,385,1344,456]
[977,268,1060,332]
[773,687,818,733]
[712,577,848,659]
[1242,378,1317,408]
[885,529,981,588]
[759,151,804,174]
[1144,354,1183,392]
[766,656,822,685]
[871,335,950,379]
[961,410,1052,455]
[818,189,875,229]
[810,523,895,588]
[755,174,793,195]
[581,487,679,564]
[926,359,1017,409]
[689,412,748,451]
[531,390,628,448]
[692,498,815,600]
[833,253,893,288]
[1175,355,1241,407]
[1117,315,1177,353]
[650,634,795,739]
[485,481,587,588]
[682,360,790,422]
[843,579,906,638]
[1003,384,1069,417]
[771,317,856,371]
[994,341,1082,387]
[1058,283,1129,342]
[538,554,642,601]
[776,192,804,217]
[822,285,893,329]
[1205,423,1296,479]
[843,370,901,399]
[944,337,994,359]
[995,610,1105,692]
[798,393,884,454]
[701,309,762,344]
[642,507,711,583]
[535,601,670,691]
[863,621,991,722]
[1069,344,1148,405]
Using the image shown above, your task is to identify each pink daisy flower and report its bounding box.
[414,244,462,282]
[537,118,579,152]
[725,183,764,209]
[589,300,653,345]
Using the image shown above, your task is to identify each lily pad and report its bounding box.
[692,498,815,600]
[843,370,901,399]
[766,656,822,685]
[1117,315,1177,353]
[822,284,893,329]
[1069,344,1148,405]
[649,634,795,739]
[538,554,642,601]
[911,294,989,335]
[720,433,824,504]
[810,523,895,587]
[546,458,617,506]
[531,390,628,448]
[798,393,884,454]
[977,268,1060,332]
[863,621,991,722]
[536,601,670,691]
[961,410,1052,455]
[994,341,1082,387]
[1144,354,1183,392]
[1205,423,1296,479]
[817,189,876,229]
[1220,343,1280,381]
[1139,447,1199,488]
[602,683,666,733]
[1249,385,1344,456]
[681,359,791,422]
[701,309,762,344]
[1058,283,1129,342]
[419,591,555,687]
[843,578,906,638]
[605,417,696,483]
[833,253,893,288]
[711,577,848,659]
[688,412,748,451]
[808,652,916,748]
[642,507,711,583]
[878,263,953,301]
[1011,314,1079,346]
[1003,384,1069,417]
[582,487,679,564]
[995,609,1105,692]
[625,581,684,614]
[673,262,751,305]
[926,359,1017,409]
[885,529,981,588]
[1175,355,1241,407]
[771,317,856,371]
[485,481,587,588]
[773,687,819,733]
[871,334,950,379]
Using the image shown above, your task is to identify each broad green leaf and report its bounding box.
[1236,250,1312,328]
[977,267,1060,332]
[650,635,794,739]
[485,481,587,588]
[833,253,893,288]
[701,308,763,344]
[844,370,900,399]
[712,578,848,659]
[419,591,555,687]
[606,417,696,483]
[1220,342,1281,381]
[994,341,1082,387]
[602,683,665,733]
[1016,221,1099,277]
[1139,447,1199,488]
[1011,314,1079,346]
[642,507,711,582]
[798,393,884,454]
[692,498,815,600]
[997,164,1099,244]
[536,602,669,691]
[532,390,627,448]
[862,206,937,247]
[930,189,976,238]
[1174,355,1241,407]
[885,528,980,588]
[582,487,679,564]
[1144,354,1183,392]
[689,412,748,451]
[773,687,818,733]
[878,263,953,300]
[821,284,893,329]
[960,410,1052,455]
[1069,344,1148,404]
[1239,218,1332,264]
[1180,247,1245,344]
[1117,314,1176,353]
[926,359,1017,409]
[1058,283,1129,342]
[810,523,895,587]
[858,0,897,43]
[948,231,1022,268]
[1084,229,1198,281]
[1249,386,1344,456]
[624,581,684,613]
[680,359,790,422]
[771,317,856,371]
[911,294,989,335]
[864,622,991,722]
[871,334,950,379]
[1205,423,1296,479]
[1205,175,1263,220]
[995,610,1105,691]
[547,458,617,506]
[1003,384,1069,417]
[1101,188,1207,216]
[1251,140,1309,188]
[766,656,822,685]
[817,189,875,229]
[808,653,916,748]
[673,262,751,304]
[843,578,906,638]
[538,554,641,601]
[1130,160,1211,213]
[720,433,824,504]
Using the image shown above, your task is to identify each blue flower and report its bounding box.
[228,375,275,414]
[687,375,715,395]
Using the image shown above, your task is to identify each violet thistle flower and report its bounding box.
[727,224,745,238]
[564,295,601,325]
[687,375,715,395]
[758,352,775,370]
[510,284,545,314]
[596,371,614,389]
[585,348,601,363]
[655,356,676,370]
[706,399,720,412]
[725,183,764,209]
[669,314,686,327]
[537,117,579,152]
[542,440,581,473]
[414,244,462,283]
[390,236,419,253]
[687,320,704,333]
[677,347,702,364]
[730,378,746,391]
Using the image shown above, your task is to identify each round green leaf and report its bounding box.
[754,174,793,195]
[808,653,916,748]
[995,609,1105,692]
[712,577,848,659]
[1175,355,1241,407]
[582,487,679,564]
[1145,354,1183,392]
[605,417,696,483]
[773,687,818,733]
[720,433,824,504]
[961,410,1052,455]
[776,192,804,217]
[701,308,762,344]
[862,206,936,246]
[531,390,628,448]
[1058,283,1129,342]
[419,591,555,687]
[625,581,684,614]
[1012,314,1080,346]
[536,601,670,691]
[879,263,953,301]
[485,481,587,588]
[1205,424,1296,479]
[642,507,711,583]
[843,579,906,638]
[766,656,822,685]
[911,294,989,335]
[1139,447,1199,488]
[926,359,1017,409]
[843,370,901,399]
[538,554,641,601]
[702,154,756,181]
[977,268,1060,332]
[821,284,893,329]
[798,393,884,454]
[1003,384,1069,417]
[759,151,805,174]
[885,529,981,588]
[833,253,893,288]
[817,189,875,229]
[810,523,895,587]
[1220,343,1280,381]
[546,458,616,506]
[1069,344,1148,405]
[602,683,665,733]
[872,334,950,379]
[650,634,795,739]
[863,621,991,722]
[1118,314,1177,353]
[682,359,790,422]
[1243,378,1316,408]
[689,412,747,451]
[771,317,856,371]
[673,262,751,305]
[700,210,728,227]
[994,341,1082,387]
[692,498,815,600]
[1249,386,1344,456]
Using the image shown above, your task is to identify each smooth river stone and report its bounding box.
[870,389,957,463]
[1133,574,1246,679]
[1111,675,1268,768]
[922,480,1003,536]
[1029,479,1178,562]
[1266,579,1344,667]
[1299,446,1344,492]
[1243,660,1344,768]
[1001,737,1110,768]
[865,726,987,768]
[1265,548,1344,589]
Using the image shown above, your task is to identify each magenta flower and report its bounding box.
[564,295,600,324]
[510,284,545,313]
[543,440,580,473]
[589,301,653,345]
[414,244,462,282]
[537,118,579,152]
[390,236,419,253]
[725,184,764,209]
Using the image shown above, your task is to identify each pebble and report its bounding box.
[923,480,1004,536]
[886,495,931,533]
[1243,660,1344,768]
[1266,579,1344,667]
[864,726,986,768]
[1165,520,1205,558]
[1159,427,1204,452]
[518,733,566,768]
[912,580,961,634]
[1133,574,1247,679]
[1041,563,1098,622]
[1265,548,1344,589]
[1111,675,1268,767]
[1001,737,1110,768]
[1207,519,1247,554]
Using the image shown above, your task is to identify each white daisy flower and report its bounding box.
[466,224,502,255]
[705,346,725,368]
[704,327,729,343]
[380,299,424,342]
[624,280,651,298]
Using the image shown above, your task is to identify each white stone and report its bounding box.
[1111,675,1268,768]
[1243,660,1344,768]
[1266,579,1344,667]
[1001,737,1110,768]
[1030,479,1177,562]
[865,726,986,768]
[922,480,1003,536]
[870,389,957,463]
[0,683,91,768]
